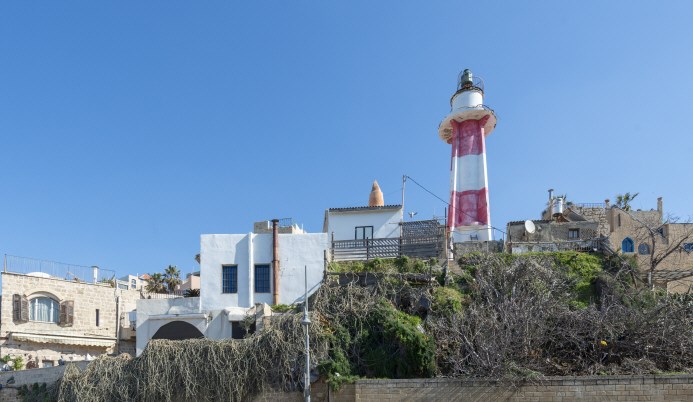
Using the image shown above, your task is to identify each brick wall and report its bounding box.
[254,375,693,401]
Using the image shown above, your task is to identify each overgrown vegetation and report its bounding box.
[327,255,433,274]
[429,252,693,378]
[18,382,51,402]
[52,252,693,401]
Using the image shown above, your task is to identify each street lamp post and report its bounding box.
[301,265,311,402]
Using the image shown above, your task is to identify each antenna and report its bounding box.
[524,220,536,234]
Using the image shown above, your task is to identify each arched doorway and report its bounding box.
[152,321,204,341]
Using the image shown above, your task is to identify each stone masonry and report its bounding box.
[252,375,693,402]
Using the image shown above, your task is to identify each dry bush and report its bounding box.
[427,253,693,378]
[55,315,328,402]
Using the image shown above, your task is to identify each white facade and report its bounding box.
[200,232,328,311]
[119,274,148,291]
[135,231,328,355]
[323,205,403,241]
[135,297,206,356]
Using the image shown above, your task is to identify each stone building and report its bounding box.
[605,198,693,292]
[1,265,142,368]
[508,195,693,292]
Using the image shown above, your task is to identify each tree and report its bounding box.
[615,192,639,211]
[164,265,182,292]
[625,210,693,290]
[145,273,167,294]
[184,288,200,297]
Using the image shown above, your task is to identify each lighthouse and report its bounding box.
[438,69,497,242]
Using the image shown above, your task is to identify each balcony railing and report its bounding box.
[508,238,606,254]
[331,237,445,261]
[3,254,116,284]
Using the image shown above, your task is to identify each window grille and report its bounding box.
[255,264,271,293]
[222,265,238,293]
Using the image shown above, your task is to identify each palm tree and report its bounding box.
[145,273,167,294]
[164,265,182,293]
[183,288,200,297]
[615,192,639,211]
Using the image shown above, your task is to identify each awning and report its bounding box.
[11,332,116,348]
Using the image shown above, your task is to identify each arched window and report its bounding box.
[638,243,650,255]
[30,297,59,323]
[622,237,634,253]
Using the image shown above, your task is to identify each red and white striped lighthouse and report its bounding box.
[438,69,497,242]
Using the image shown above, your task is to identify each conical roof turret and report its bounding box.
[368,180,384,207]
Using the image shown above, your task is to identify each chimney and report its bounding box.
[369,180,384,207]
[657,197,663,215]
[272,219,280,305]
[92,266,99,283]
[605,199,610,208]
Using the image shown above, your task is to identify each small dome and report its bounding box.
[369,180,384,207]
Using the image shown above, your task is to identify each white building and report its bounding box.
[199,231,328,311]
[118,274,149,291]
[135,219,328,355]
[323,181,403,242]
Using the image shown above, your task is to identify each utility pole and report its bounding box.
[301,265,311,402]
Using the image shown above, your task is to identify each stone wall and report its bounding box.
[571,206,610,236]
[0,362,89,402]
[252,375,693,401]
[453,240,504,256]
[607,208,693,292]
[2,373,691,401]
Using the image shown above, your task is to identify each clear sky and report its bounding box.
[1,1,692,279]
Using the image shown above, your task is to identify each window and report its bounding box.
[96,309,100,327]
[131,279,137,289]
[638,243,650,255]
[568,229,580,239]
[30,297,59,323]
[683,243,693,253]
[222,265,238,293]
[255,264,271,293]
[355,226,374,240]
[622,237,634,253]
[617,214,621,227]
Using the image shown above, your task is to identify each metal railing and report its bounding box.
[508,238,606,254]
[277,218,295,228]
[3,254,116,284]
[331,234,444,262]
[140,289,186,299]
[573,203,607,209]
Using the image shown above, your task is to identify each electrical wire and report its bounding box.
[404,175,507,236]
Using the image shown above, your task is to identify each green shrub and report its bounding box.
[432,287,464,316]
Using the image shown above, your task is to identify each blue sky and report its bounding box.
[1,2,692,279]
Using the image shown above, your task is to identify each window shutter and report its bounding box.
[21,295,28,322]
[59,300,74,326]
[13,294,28,323]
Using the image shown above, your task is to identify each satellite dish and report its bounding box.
[524,220,536,234]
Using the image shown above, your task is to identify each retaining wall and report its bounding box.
[255,375,693,402]
[0,362,88,401]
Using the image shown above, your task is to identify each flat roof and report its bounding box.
[327,204,402,213]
